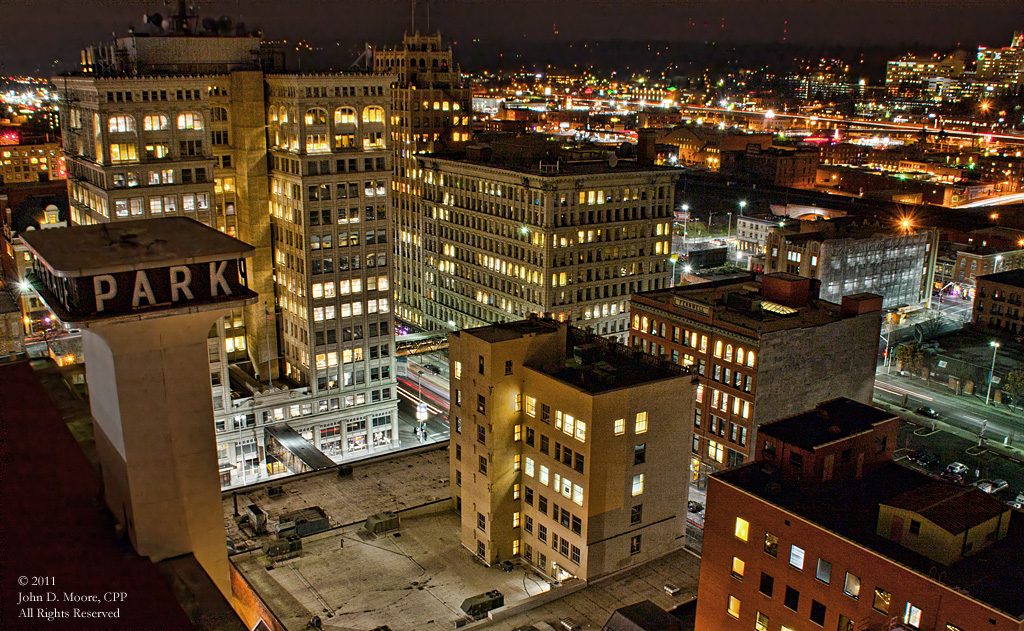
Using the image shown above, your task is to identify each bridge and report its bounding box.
[396,330,450,357]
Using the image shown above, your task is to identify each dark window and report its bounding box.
[759,572,774,598]
[455,444,461,460]
[634,444,646,465]
[526,427,535,446]
[538,525,547,543]
[541,404,551,424]
[477,513,485,531]
[479,355,485,375]
[810,600,826,626]
[574,453,585,473]
[571,515,582,535]
[478,455,487,475]
[630,505,643,525]
[784,586,799,611]
[540,435,549,455]
[630,535,642,555]
[524,487,534,505]
[538,495,548,515]
[910,519,921,535]
[477,395,486,414]
[505,360,513,375]
[764,532,778,557]
[789,451,804,470]
[477,425,486,444]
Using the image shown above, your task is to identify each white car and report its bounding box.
[946,462,968,475]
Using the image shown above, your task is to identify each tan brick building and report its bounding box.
[448,318,695,580]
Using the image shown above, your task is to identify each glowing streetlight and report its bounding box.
[669,254,679,288]
[738,200,747,215]
[986,341,1000,405]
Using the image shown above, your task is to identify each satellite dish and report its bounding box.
[142,13,164,30]
[202,17,217,32]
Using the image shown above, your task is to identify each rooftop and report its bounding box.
[978,269,1024,289]
[632,275,851,336]
[758,398,896,452]
[19,217,254,277]
[717,461,1024,618]
[459,317,562,344]
[883,482,1008,535]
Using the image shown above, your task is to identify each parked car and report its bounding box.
[938,471,964,484]
[1007,501,1024,510]
[915,407,939,419]
[688,500,704,514]
[1016,492,1024,504]
[976,479,1009,494]
[918,453,941,468]
[946,462,968,475]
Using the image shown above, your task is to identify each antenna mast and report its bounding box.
[411,0,416,33]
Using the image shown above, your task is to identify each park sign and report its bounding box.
[20,217,257,324]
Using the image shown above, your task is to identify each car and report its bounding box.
[915,407,939,419]
[688,500,704,513]
[976,479,1009,494]
[1016,492,1024,504]
[946,462,968,475]
[1007,501,1024,510]
[938,471,964,484]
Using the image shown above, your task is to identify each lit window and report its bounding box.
[731,557,745,579]
[614,419,625,435]
[575,420,586,443]
[514,424,521,441]
[816,558,832,584]
[904,604,922,628]
[844,572,861,599]
[727,595,740,619]
[512,539,520,555]
[525,457,535,477]
[872,588,890,614]
[539,465,549,485]
[764,532,778,557]
[454,361,462,379]
[734,517,749,542]
[177,113,203,130]
[631,473,644,496]
[790,545,805,570]
[512,511,520,528]
[635,411,648,434]
[755,612,769,631]
[526,396,536,417]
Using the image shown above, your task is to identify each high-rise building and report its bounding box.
[448,317,695,580]
[397,136,677,342]
[373,32,473,330]
[694,398,1024,631]
[972,269,1024,339]
[628,274,882,489]
[50,8,399,486]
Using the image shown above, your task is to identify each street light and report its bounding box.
[726,212,732,239]
[986,341,1001,405]
[738,200,747,216]
[669,254,679,288]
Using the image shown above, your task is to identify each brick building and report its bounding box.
[448,318,694,580]
[695,398,1024,631]
[972,269,1024,339]
[628,274,882,489]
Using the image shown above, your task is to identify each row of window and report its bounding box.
[732,517,947,630]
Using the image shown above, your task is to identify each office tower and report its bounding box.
[373,32,473,330]
[50,8,398,485]
[448,317,695,580]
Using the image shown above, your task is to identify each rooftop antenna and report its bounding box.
[411,0,416,33]
[426,0,430,32]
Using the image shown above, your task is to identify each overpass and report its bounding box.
[396,330,450,357]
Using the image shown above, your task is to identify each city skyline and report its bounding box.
[2,0,1023,75]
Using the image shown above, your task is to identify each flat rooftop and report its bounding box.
[459,318,562,344]
[717,461,1024,619]
[19,217,254,277]
[758,398,895,452]
[633,276,847,335]
[227,445,701,630]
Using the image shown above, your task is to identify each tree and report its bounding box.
[895,342,931,377]
[1004,369,1024,409]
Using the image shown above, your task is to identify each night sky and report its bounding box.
[1,0,1022,76]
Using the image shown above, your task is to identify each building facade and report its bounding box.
[694,399,1024,631]
[448,318,694,581]
[0,141,64,184]
[629,274,882,489]
[972,269,1024,339]
[764,226,938,309]
[403,143,676,342]
[51,22,399,486]
[373,32,473,331]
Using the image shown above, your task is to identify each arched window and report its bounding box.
[212,107,228,122]
[142,115,168,131]
[305,107,328,125]
[279,106,288,123]
[108,115,135,133]
[725,344,733,362]
[334,107,357,125]
[362,106,384,123]
[269,107,278,123]
[177,112,203,130]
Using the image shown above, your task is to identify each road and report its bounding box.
[873,369,1023,446]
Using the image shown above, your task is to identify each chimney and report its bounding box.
[637,129,657,167]
[840,293,884,318]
